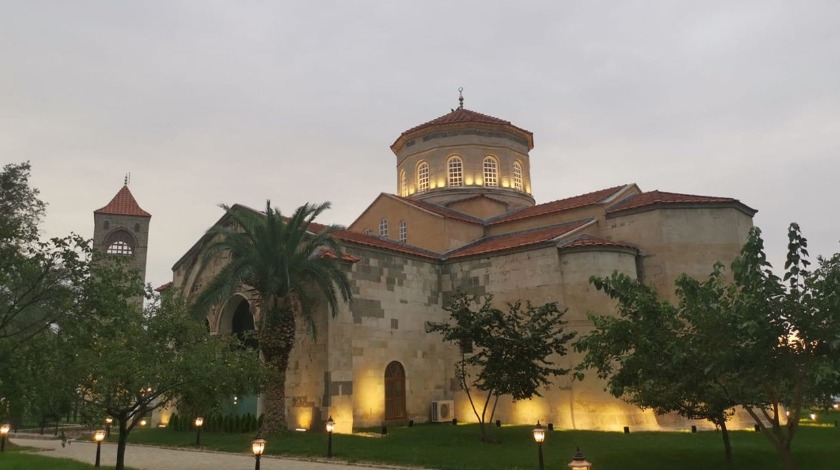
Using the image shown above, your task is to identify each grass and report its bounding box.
[123,413,840,470]
[0,452,120,470]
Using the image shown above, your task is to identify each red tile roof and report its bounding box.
[403,108,515,134]
[445,220,591,260]
[393,107,534,150]
[559,235,638,252]
[155,282,173,292]
[95,185,151,217]
[334,230,439,259]
[397,196,484,224]
[490,185,627,225]
[606,190,756,215]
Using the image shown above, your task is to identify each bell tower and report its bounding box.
[93,178,151,284]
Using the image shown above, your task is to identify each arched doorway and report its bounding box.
[384,361,406,420]
[231,299,258,350]
[218,297,258,416]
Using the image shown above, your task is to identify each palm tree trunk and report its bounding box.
[258,307,296,434]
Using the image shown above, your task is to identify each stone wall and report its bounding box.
[605,207,753,302]
[93,212,150,282]
[323,246,455,431]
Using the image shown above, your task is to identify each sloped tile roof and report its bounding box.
[397,196,484,224]
[607,190,756,215]
[94,185,151,217]
[489,185,626,225]
[558,234,638,252]
[334,230,440,260]
[445,220,591,260]
[393,107,534,150]
[155,282,173,292]
[402,108,515,134]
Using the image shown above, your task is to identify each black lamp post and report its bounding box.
[568,446,593,469]
[532,421,546,470]
[194,417,204,446]
[326,416,335,457]
[251,436,266,470]
[93,429,106,467]
[104,417,113,438]
[0,423,10,452]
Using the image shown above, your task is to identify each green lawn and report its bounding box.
[124,416,840,470]
[0,453,118,470]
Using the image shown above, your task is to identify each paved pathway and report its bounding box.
[13,437,421,470]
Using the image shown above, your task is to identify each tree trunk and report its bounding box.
[720,420,732,463]
[258,307,296,434]
[779,445,796,470]
[116,419,128,470]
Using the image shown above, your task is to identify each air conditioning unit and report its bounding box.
[431,400,454,422]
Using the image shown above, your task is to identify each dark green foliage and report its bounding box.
[188,201,352,433]
[576,224,840,470]
[427,293,575,442]
[189,201,352,335]
[168,412,260,433]
[0,161,45,247]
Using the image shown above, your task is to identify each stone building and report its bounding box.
[172,101,756,433]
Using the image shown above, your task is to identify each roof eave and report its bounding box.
[391,121,534,154]
[606,201,758,218]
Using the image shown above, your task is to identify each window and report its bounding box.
[483,156,498,187]
[104,229,135,256]
[400,170,407,196]
[448,156,463,187]
[384,361,407,420]
[513,161,523,191]
[417,162,429,193]
[103,221,110,230]
[106,241,133,255]
[399,220,407,243]
[379,218,388,238]
[134,223,140,232]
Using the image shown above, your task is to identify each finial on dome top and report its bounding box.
[124,173,131,186]
[458,87,464,109]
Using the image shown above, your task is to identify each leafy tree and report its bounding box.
[0,326,79,430]
[576,224,840,470]
[0,234,89,341]
[0,162,88,342]
[190,201,352,434]
[576,266,742,461]
[427,293,576,442]
[726,224,840,470]
[0,161,45,248]
[0,162,91,427]
[67,261,263,470]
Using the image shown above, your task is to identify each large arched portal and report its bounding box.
[384,361,406,421]
[231,299,258,350]
[216,296,259,416]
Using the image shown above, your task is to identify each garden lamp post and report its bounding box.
[532,421,546,470]
[326,416,335,457]
[0,423,10,452]
[93,429,106,467]
[194,417,204,446]
[251,436,266,470]
[568,447,592,469]
[104,417,113,438]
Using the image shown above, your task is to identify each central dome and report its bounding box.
[390,106,535,212]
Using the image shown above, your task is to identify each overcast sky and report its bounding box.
[2,1,838,289]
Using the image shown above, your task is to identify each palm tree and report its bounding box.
[190,201,352,433]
